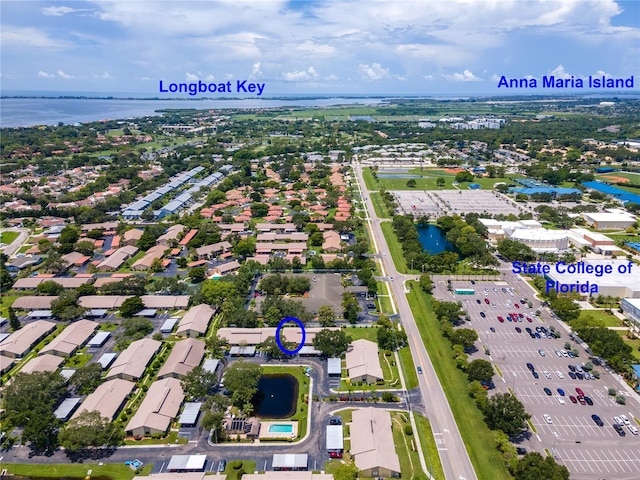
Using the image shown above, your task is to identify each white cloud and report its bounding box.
[358,63,389,80]
[548,65,572,79]
[1,26,69,48]
[283,66,319,82]
[205,74,216,81]
[38,70,55,78]
[325,74,339,81]
[250,62,263,79]
[185,72,199,81]
[42,6,91,16]
[95,71,113,79]
[444,69,481,82]
[57,70,73,79]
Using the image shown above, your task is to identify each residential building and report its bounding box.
[157,224,185,246]
[0,320,56,358]
[345,339,383,384]
[20,354,64,373]
[175,304,215,337]
[106,338,161,381]
[41,319,98,357]
[72,378,135,421]
[132,245,167,270]
[351,408,401,478]
[157,338,206,379]
[125,377,184,437]
[96,245,138,271]
[196,241,232,260]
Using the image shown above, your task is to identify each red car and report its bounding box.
[514,303,520,309]
[497,316,504,322]
[518,313,524,318]
[577,397,586,405]
[575,387,585,397]
[526,316,533,322]
[484,298,490,305]
[329,452,343,459]
[569,395,577,404]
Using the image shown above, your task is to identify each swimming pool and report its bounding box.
[268,424,294,433]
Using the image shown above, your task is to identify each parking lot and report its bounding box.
[432,277,640,480]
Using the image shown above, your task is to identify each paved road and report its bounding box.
[353,164,477,480]
[0,228,30,257]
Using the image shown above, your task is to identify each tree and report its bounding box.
[76,283,97,296]
[250,202,269,217]
[121,317,153,337]
[497,238,537,262]
[51,290,86,322]
[468,380,489,410]
[74,240,96,256]
[419,274,433,293]
[119,296,144,318]
[181,366,218,400]
[58,410,122,453]
[317,305,336,326]
[233,238,256,257]
[512,452,570,480]
[223,361,262,409]
[331,460,358,480]
[23,407,60,453]
[70,363,103,395]
[4,372,67,426]
[41,251,69,274]
[150,257,164,273]
[312,329,352,357]
[202,281,238,305]
[9,306,20,331]
[261,335,296,359]
[406,178,417,188]
[206,334,229,357]
[455,171,474,183]
[483,393,530,436]
[310,231,324,247]
[189,266,206,282]
[201,411,225,442]
[36,280,64,296]
[467,359,495,383]
[377,326,407,351]
[436,177,445,187]
[450,328,479,350]
[58,225,80,245]
[549,297,580,322]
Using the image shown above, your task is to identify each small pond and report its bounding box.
[253,374,298,418]
[417,224,456,255]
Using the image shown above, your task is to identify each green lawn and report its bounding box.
[579,309,623,327]
[595,172,640,183]
[373,168,523,191]
[1,231,19,244]
[223,460,257,480]
[0,294,18,317]
[370,192,390,218]
[406,285,512,480]
[343,326,379,342]
[380,222,408,274]
[3,463,152,479]
[362,167,378,190]
[416,413,446,480]
[398,346,419,390]
[376,287,395,315]
[261,365,311,439]
[615,331,640,361]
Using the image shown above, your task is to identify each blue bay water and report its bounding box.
[0,96,384,128]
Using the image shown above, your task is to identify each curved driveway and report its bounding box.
[353,164,477,480]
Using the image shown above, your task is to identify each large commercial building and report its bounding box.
[544,259,640,299]
[621,298,640,331]
[582,211,636,230]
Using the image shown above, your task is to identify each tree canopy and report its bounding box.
[223,361,263,412]
[312,329,352,357]
[483,393,530,436]
[58,410,122,454]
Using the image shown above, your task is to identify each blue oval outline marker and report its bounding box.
[276,316,305,355]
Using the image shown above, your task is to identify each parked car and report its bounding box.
[577,397,586,405]
[620,414,630,425]
[532,371,539,379]
[544,414,553,424]
[498,316,504,322]
[218,460,227,473]
[557,388,565,396]
[490,327,496,332]
[569,395,577,404]
[613,424,626,436]
[555,371,564,379]
[538,349,545,357]
[515,326,521,333]
[575,387,585,397]
[591,414,604,426]
[543,387,552,395]
[476,299,481,304]
[543,371,552,379]
[480,311,486,318]
[584,396,593,406]
[628,425,639,435]
[526,363,535,371]
[484,298,490,304]
[568,372,577,380]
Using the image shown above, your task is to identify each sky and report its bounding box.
[1,0,639,96]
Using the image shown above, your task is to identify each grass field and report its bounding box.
[579,309,623,327]
[391,411,430,480]
[374,169,522,191]
[416,413,446,480]
[223,460,257,480]
[370,192,390,218]
[595,172,640,183]
[3,463,152,479]
[398,346,419,389]
[343,326,379,342]
[406,285,512,480]
[0,231,19,244]
[615,331,640,361]
[381,222,408,274]
[362,167,378,190]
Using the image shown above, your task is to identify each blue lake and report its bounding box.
[417,224,455,254]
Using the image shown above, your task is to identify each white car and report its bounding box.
[543,371,552,379]
[628,425,639,435]
[544,414,553,424]
[555,371,565,379]
[620,415,631,425]
[614,416,623,425]
[555,350,563,358]
[556,395,566,405]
